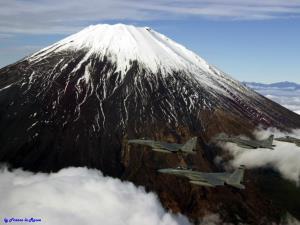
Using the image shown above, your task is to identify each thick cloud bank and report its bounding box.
[0,160,299,225]
[245,83,300,115]
[219,128,300,184]
[0,167,190,225]
[265,93,300,115]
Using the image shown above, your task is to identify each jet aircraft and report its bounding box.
[158,165,245,189]
[215,134,275,150]
[128,137,198,154]
[275,136,300,147]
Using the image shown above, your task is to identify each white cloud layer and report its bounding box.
[1,0,300,35]
[219,128,300,184]
[2,167,298,225]
[249,86,300,115]
[264,91,300,115]
[0,167,190,225]
[0,152,299,225]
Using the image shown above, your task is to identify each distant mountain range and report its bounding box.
[243,81,300,90]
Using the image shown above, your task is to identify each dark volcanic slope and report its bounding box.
[1,24,300,224]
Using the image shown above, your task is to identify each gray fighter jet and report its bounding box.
[215,134,275,150]
[128,137,198,154]
[158,165,245,189]
[275,136,300,147]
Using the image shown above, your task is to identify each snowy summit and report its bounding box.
[30,24,213,75]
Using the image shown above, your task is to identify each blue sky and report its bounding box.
[0,0,299,83]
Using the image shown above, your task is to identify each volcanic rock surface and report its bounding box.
[1,24,300,224]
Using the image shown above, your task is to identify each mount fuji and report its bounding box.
[1,24,300,224]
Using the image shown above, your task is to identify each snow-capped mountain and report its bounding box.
[1,24,300,224]
[29,24,214,77]
[1,24,298,135]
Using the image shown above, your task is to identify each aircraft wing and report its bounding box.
[188,174,224,186]
[203,176,225,186]
[158,142,180,152]
[189,180,216,187]
[237,143,256,149]
[128,139,180,153]
[128,139,156,148]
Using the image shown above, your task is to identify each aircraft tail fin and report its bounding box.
[181,137,198,154]
[226,165,245,189]
[265,135,274,145]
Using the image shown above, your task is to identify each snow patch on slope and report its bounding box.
[0,83,14,92]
